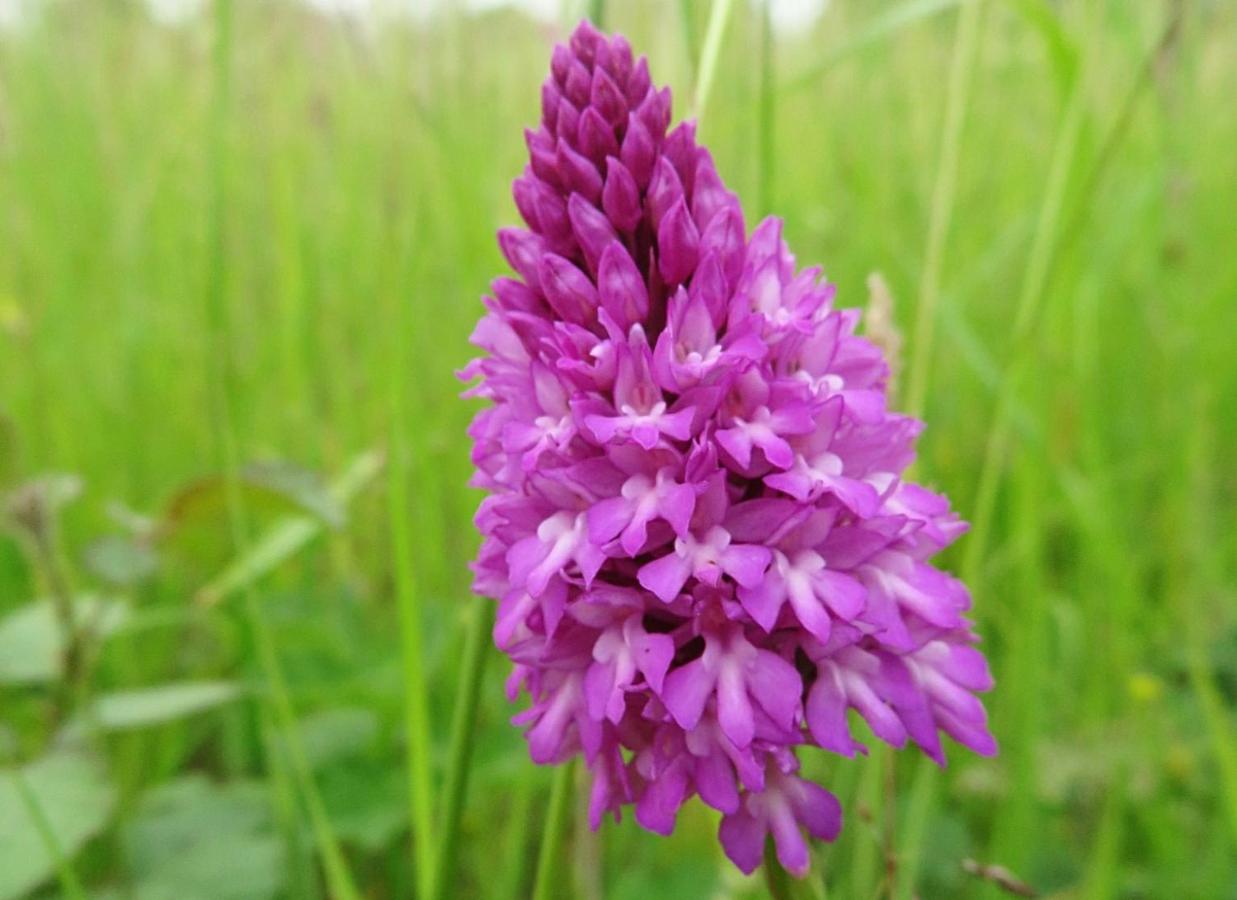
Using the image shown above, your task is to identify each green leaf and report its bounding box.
[195,448,384,607]
[298,707,380,770]
[0,597,129,686]
[241,460,345,528]
[0,751,116,900]
[124,775,284,900]
[156,474,318,577]
[1004,0,1080,95]
[87,681,242,731]
[319,762,408,853]
[82,535,158,587]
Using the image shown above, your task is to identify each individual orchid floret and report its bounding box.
[462,19,994,880]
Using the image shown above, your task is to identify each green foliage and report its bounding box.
[86,681,242,732]
[0,598,128,686]
[0,0,1235,898]
[0,751,115,900]
[119,776,285,900]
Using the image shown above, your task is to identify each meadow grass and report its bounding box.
[1,1,1235,897]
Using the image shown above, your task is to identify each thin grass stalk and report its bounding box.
[259,710,316,900]
[498,779,537,900]
[757,0,775,219]
[763,840,794,900]
[962,80,1086,586]
[692,0,736,128]
[532,760,577,900]
[432,601,496,899]
[892,758,939,898]
[903,0,986,420]
[388,278,437,900]
[678,0,701,81]
[204,4,359,898]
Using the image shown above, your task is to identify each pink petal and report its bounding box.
[718,806,765,875]
[769,806,811,876]
[716,665,755,748]
[815,569,867,620]
[805,671,861,756]
[737,575,787,632]
[662,659,714,731]
[790,779,843,841]
[633,632,675,694]
[721,544,772,589]
[637,552,693,603]
[693,747,740,814]
[747,650,802,732]
[587,496,633,545]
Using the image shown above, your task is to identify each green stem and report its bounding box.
[205,4,359,899]
[903,0,986,420]
[693,0,736,129]
[587,0,605,27]
[678,0,701,81]
[389,287,436,900]
[432,601,496,899]
[763,840,795,900]
[892,758,938,898]
[757,0,775,218]
[962,80,1086,586]
[532,761,577,900]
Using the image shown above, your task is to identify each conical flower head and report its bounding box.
[464,20,995,878]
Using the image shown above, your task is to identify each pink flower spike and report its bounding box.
[465,21,991,879]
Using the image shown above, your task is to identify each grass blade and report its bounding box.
[962,78,1087,585]
[903,0,986,419]
[203,4,360,898]
[692,0,737,128]
[532,761,577,900]
[432,600,495,899]
[757,0,776,218]
[389,273,436,900]
[196,449,385,607]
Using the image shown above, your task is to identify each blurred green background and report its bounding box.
[1,0,1235,897]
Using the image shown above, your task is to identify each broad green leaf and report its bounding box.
[242,460,345,528]
[0,597,129,686]
[124,775,284,900]
[87,681,242,731]
[82,535,158,587]
[196,448,384,607]
[299,707,380,770]
[156,474,320,578]
[0,751,116,900]
[319,763,408,853]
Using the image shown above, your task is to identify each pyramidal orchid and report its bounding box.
[462,21,995,878]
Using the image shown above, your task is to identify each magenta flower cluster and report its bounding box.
[463,21,995,877]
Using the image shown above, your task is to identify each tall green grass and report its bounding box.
[1,1,1235,897]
